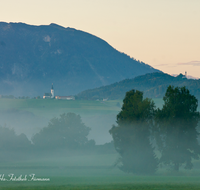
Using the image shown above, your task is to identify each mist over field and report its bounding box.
[0,97,200,190]
[0,99,122,144]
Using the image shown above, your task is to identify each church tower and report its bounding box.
[51,83,54,98]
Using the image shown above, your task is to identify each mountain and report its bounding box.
[0,22,159,97]
[76,72,200,100]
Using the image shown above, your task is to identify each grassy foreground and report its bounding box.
[0,152,200,190]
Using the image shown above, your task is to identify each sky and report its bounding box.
[1,0,200,78]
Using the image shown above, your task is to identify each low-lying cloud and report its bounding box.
[154,64,169,67]
[177,61,200,66]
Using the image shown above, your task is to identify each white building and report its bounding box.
[55,96,75,100]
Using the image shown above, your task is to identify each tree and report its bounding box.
[155,86,200,171]
[32,113,94,149]
[109,90,158,174]
[0,126,31,150]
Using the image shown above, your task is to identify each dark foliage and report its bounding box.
[155,86,200,171]
[32,113,95,150]
[0,126,31,150]
[110,90,158,174]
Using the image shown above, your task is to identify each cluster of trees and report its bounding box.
[0,95,34,99]
[32,113,95,150]
[0,113,96,157]
[0,126,31,150]
[110,86,200,174]
[1,95,15,99]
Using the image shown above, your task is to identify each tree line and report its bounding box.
[0,113,95,153]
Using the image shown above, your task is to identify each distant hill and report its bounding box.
[76,72,200,100]
[0,22,159,97]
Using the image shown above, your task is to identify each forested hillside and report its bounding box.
[77,72,200,100]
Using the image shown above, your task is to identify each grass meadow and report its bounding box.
[0,98,122,117]
[0,98,200,189]
[1,151,200,190]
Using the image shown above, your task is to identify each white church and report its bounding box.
[43,84,75,100]
[43,84,55,99]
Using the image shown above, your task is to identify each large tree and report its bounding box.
[110,90,158,174]
[155,86,200,171]
[32,113,94,149]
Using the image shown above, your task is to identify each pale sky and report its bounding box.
[1,0,200,78]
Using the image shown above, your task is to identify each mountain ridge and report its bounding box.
[0,22,159,97]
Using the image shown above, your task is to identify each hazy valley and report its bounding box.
[0,22,200,190]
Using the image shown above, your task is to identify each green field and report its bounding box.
[1,151,200,190]
[0,99,121,117]
[1,177,200,190]
[0,98,164,115]
[0,98,164,123]
[1,98,200,189]
[1,158,200,190]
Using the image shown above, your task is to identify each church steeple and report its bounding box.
[51,83,54,98]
